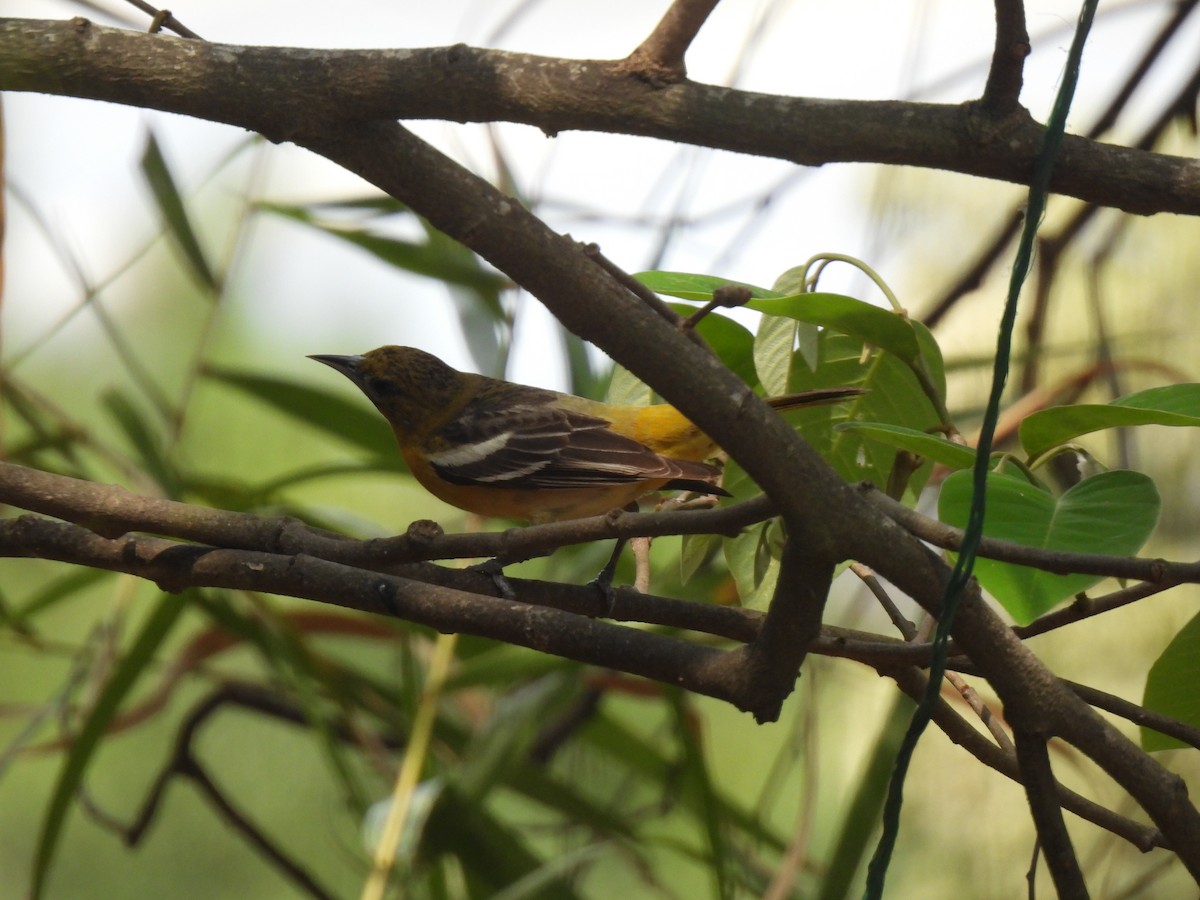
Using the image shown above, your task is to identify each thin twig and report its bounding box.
[121,0,202,39]
[980,0,1030,113]
[618,0,720,83]
[1014,731,1088,899]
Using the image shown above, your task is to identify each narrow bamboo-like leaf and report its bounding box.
[9,568,109,630]
[140,132,217,290]
[457,675,579,803]
[262,202,508,295]
[819,696,914,900]
[32,594,187,899]
[102,389,179,497]
[207,366,399,460]
[1142,611,1200,751]
[425,789,581,899]
[1019,384,1200,461]
[836,423,976,470]
[938,470,1160,624]
[670,693,732,900]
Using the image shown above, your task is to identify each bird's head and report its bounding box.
[309,346,464,438]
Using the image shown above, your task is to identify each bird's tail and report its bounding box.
[767,386,866,413]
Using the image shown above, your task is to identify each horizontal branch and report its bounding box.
[0,513,762,708]
[2,17,1198,215]
[862,484,1200,584]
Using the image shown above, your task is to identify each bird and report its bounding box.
[310,345,864,599]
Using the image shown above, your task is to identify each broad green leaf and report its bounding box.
[32,594,188,899]
[790,333,940,501]
[206,366,399,461]
[681,532,722,584]
[1142,611,1200,751]
[938,470,1160,624]
[911,320,948,405]
[140,132,218,290]
[724,521,782,608]
[1019,384,1200,461]
[635,270,776,300]
[637,271,922,363]
[769,269,822,371]
[748,294,921,363]
[667,304,757,386]
[755,315,797,395]
[605,363,653,407]
[836,423,976,470]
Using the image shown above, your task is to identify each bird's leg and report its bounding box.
[588,537,628,618]
[589,502,643,617]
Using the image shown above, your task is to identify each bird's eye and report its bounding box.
[365,375,399,397]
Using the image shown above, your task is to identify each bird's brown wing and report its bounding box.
[428,400,727,494]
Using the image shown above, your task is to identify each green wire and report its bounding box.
[862,2,1100,896]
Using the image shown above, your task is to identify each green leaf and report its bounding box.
[456,674,580,804]
[32,594,188,899]
[1142,611,1200,751]
[102,389,179,497]
[605,364,654,407]
[680,532,722,584]
[790,333,940,501]
[636,271,922,364]
[747,294,921,363]
[140,132,218,290]
[635,271,775,300]
[754,315,797,396]
[836,423,976,470]
[206,366,400,461]
[938,470,1160,624]
[1019,384,1200,461]
[670,693,732,900]
[262,202,508,295]
[7,568,109,631]
[666,304,757,386]
[723,521,782,608]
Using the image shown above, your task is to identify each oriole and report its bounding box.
[310,345,864,524]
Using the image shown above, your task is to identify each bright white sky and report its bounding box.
[4,0,1191,388]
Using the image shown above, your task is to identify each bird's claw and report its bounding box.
[589,559,620,619]
[468,557,516,600]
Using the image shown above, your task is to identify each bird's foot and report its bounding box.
[467,557,516,600]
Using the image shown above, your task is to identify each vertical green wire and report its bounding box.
[862,3,1100,896]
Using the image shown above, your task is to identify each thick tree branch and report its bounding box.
[2,18,1199,215]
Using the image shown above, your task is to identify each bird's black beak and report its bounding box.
[308,354,364,379]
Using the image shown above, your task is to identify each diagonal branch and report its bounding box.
[618,0,721,83]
